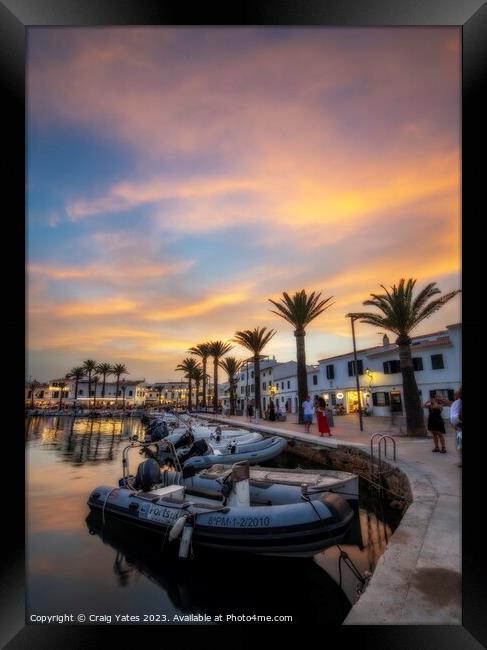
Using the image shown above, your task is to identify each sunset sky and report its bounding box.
[27,27,461,383]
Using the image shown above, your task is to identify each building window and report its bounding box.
[326,364,335,380]
[312,375,318,385]
[431,354,444,370]
[129,390,133,397]
[27,390,32,398]
[52,391,59,398]
[263,382,266,390]
[372,392,390,406]
[287,381,290,389]
[251,385,254,392]
[251,371,254,379]
[383,360,401,374]
[429,388,455,401]
[39,391,44,398]
[347,360,364,376]
[413,357,423,371]
[330,393,337,406]
[281,382,284,390]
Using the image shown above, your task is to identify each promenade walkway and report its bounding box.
[199,412,462,625]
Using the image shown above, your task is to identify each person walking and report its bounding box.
[424,394,447,453]
[247,399,254,422]
[316,396,332,436]
[269,399,276,422]
[450,387,462,467]
[302,395,314,433]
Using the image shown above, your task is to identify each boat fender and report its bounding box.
[178,524,193,559]
[169,514,189,541]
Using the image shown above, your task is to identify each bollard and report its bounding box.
[326,408,334,428]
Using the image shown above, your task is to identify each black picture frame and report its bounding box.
[4,0,485,647]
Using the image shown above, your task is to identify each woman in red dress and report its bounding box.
[316,396,332,436]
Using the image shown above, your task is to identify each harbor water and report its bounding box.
[26,415,402,625]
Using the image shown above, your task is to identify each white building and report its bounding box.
[317,323,461,417]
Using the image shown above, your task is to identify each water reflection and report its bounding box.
[85,510,351,623]
[26,415,401,621]
[26,415,146,466]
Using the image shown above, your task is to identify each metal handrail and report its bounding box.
[369,434,397,483]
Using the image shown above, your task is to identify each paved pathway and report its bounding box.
[198,412,461,625]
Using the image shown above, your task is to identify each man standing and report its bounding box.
[302,395,314,433]
[450,387,462,468]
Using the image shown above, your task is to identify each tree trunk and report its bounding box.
[202,358,207,407]
[213,359,218,412]
[101,375,106,398]
[74,380,79,411]
[254,355,261,418]
[88,373,92,409]
[295,330,308,425]
[195,380,200,407]
[399,342,427,436]
[116,377,120,407]
[230,381,235,415]
[188,377,192,409]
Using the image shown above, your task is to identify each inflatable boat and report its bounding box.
[152,464,359,505]
[88,447,354,558]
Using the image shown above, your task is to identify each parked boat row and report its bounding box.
[88,442,355,558]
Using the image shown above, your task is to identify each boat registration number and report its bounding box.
[206,516,271,528]
[146,505,179,523]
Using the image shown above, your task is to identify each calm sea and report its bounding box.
[26,415,398,625]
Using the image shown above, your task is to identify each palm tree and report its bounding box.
[57,380,68,412]
[207,341,234,412]
[92,375,100,408]
[347,278,460,436]
[27,378,41,409]
[175,358,199,409]
[66,366,85,411]
[269,290,333,424]
[155,383,165,406]
[112,363,129,407]
[82,359,97,409]
[191,367,205,408]
[233,327,277,419]
[188,343,211,407]
[219,357,244,416]
[95,362,113,401]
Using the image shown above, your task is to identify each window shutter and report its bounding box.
[448,389,454,401]
[358,360,364,375]
[384,393,390,405]
[372,393,378,406]
[348,361,353,376]
[383,361,389,374]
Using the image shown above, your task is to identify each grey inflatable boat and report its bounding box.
[88,443,354,558]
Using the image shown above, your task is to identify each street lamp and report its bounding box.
[349,315,364,431]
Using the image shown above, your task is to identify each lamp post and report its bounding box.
[350,315,364,431]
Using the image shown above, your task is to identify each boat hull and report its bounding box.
[87,485,353,557]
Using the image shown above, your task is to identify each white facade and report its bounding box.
[317,323,462,417]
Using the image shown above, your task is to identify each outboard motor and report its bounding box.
[150,428,164,442]
[173,431,195,450]
[133,458,161,492]
[178,439,209,464]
